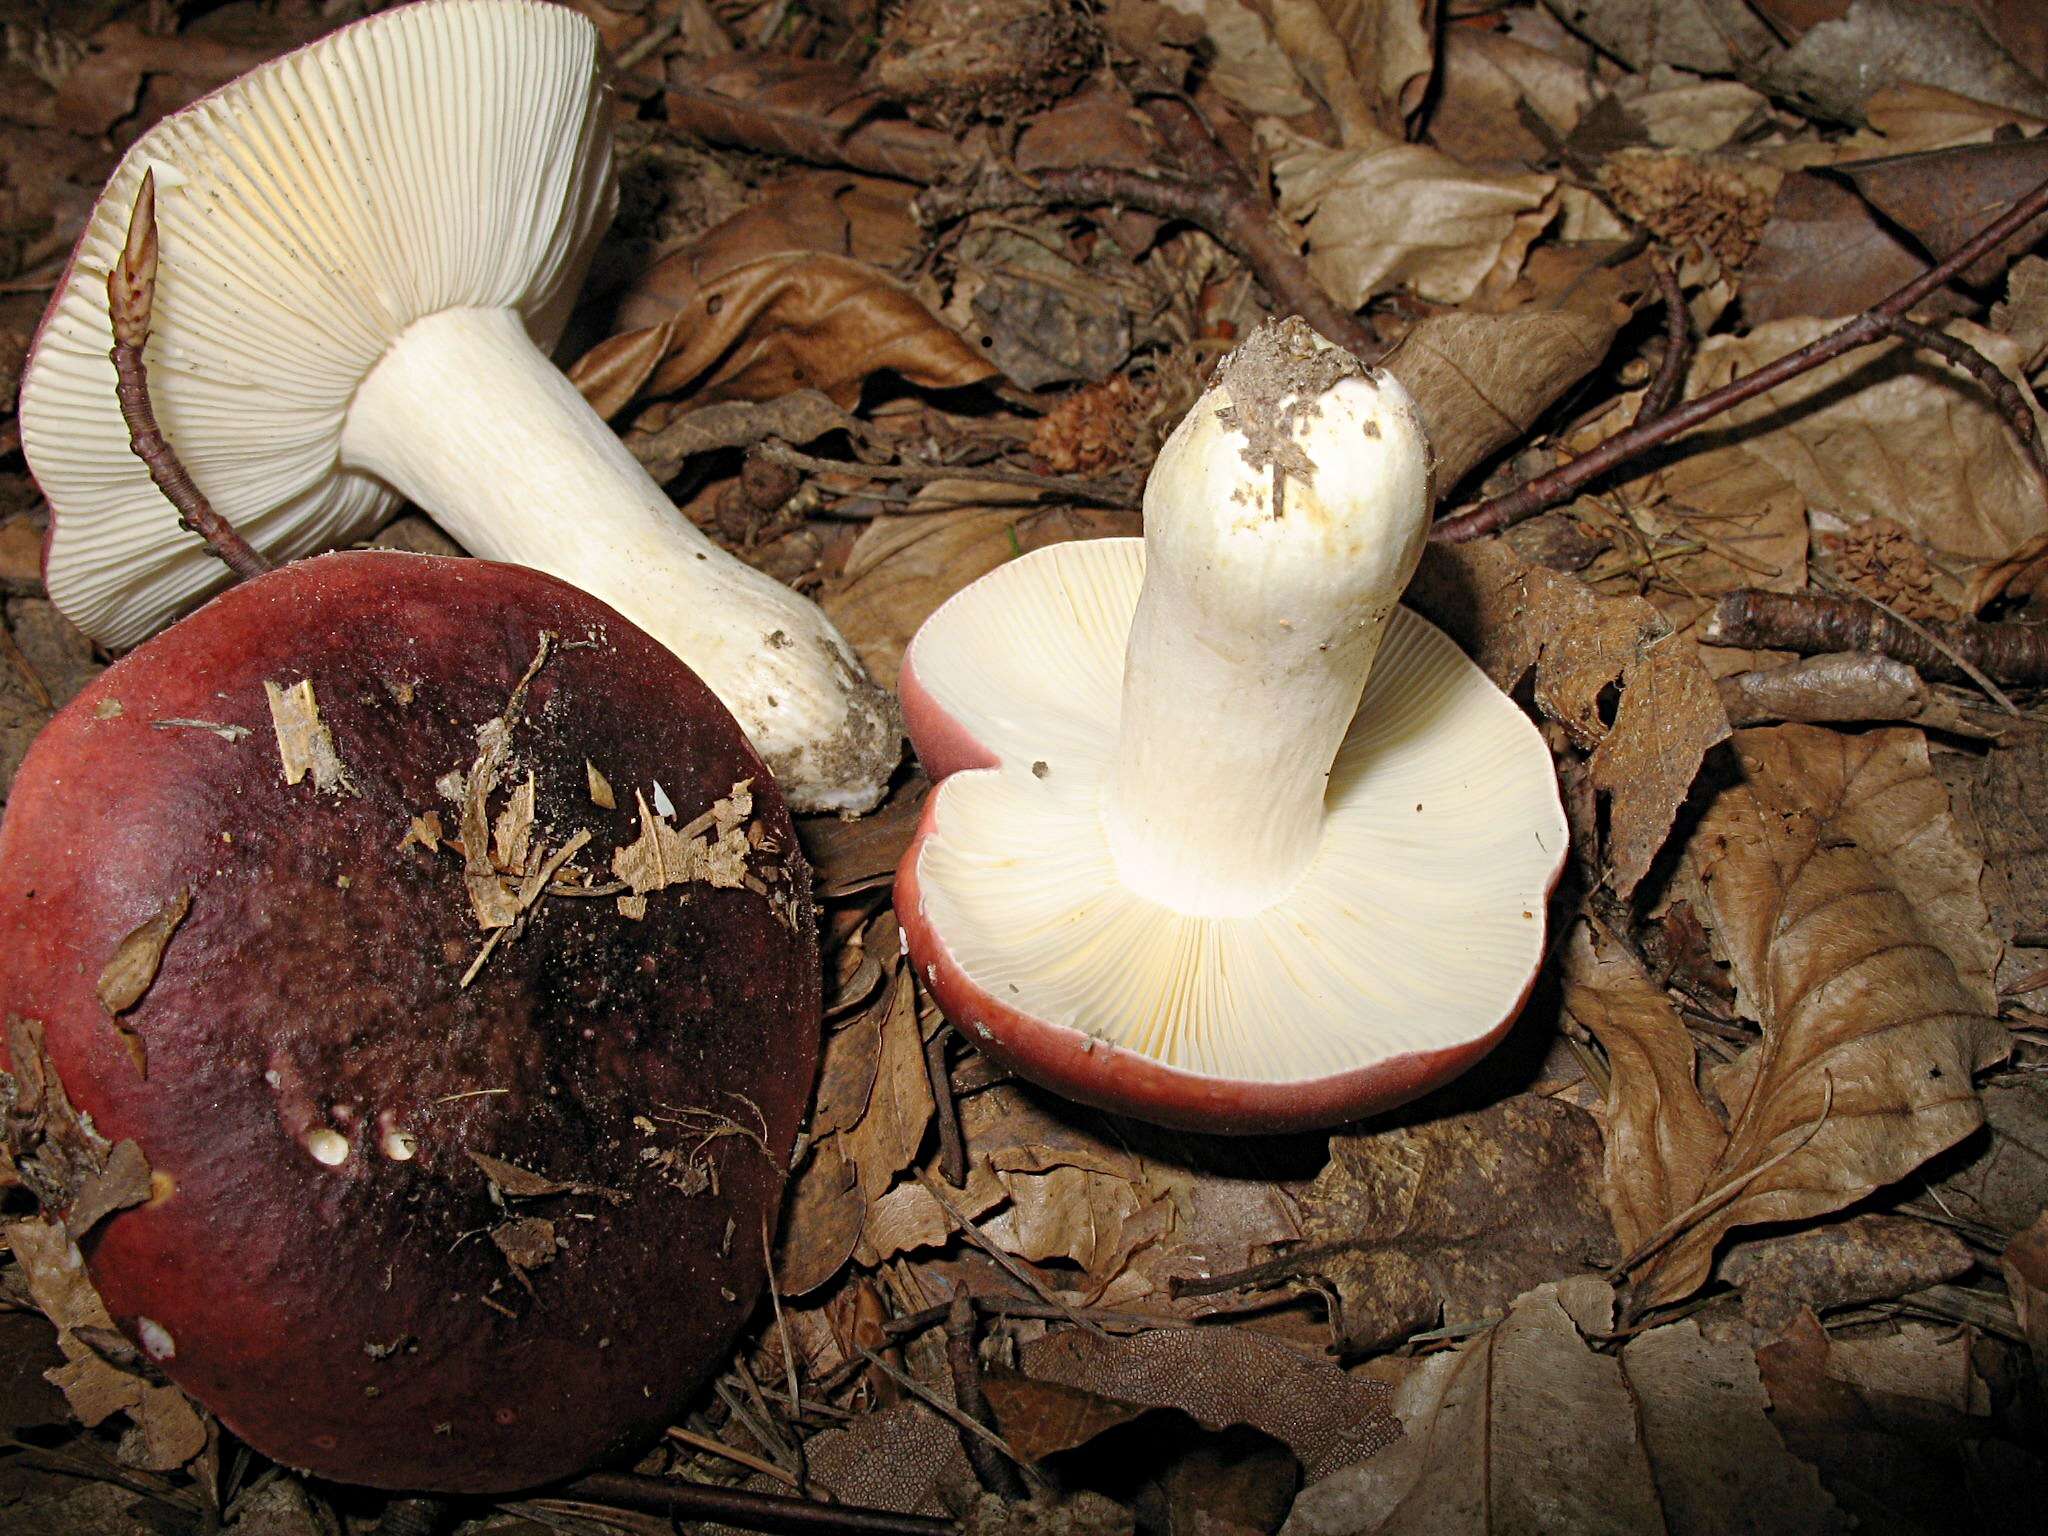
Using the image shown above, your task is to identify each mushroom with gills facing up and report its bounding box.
[894,318,1568,1134]
[16,0,900,814]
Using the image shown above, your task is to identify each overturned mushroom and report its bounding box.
[895,319,1567,1133]
[0,552,820,1491]
[16,0,898,812]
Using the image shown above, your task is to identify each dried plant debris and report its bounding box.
[263,677,354,795]
[1214,317,1365,516]
[93,886,190,1074]
[612,779,756,904]
[1292,1096,1618,1353]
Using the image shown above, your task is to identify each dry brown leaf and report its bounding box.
[1264,119,1557,306]
[1740,170,1930,323]
[861,1165,1010,1262]
[985,1164,1150,1278]
[1410,539,1730,896]
[1159,0,1313,116]
[1380,256,1642,495]
[2003,1209,2048,1397]
[1682,318,2048,608]
[1538,0,1780,77]
[64,1138,152,1242]
[823,492,1137,690]
[1019,1327,1397,1479]
[1760,0,2048,123]
[798,775,930,897]
[1282,1278,1844,1536]
[775,1138,866,1297]
[1933,1074,2048,1237]
[1720,1214,1974,1338]
[2,1017,115,1214]
[1256,0,1437,137]
[263,678,354,796]
[491,772,536,875]
[839,969,934,1202]
[1296,1096,1617,1352]
[1427,26,1594,164]
[981,1371,1152,1462]
[1562,924,1729,1258]
[95,887,190,1018]
[572,175,991,418]
[1618,725,2010,1306]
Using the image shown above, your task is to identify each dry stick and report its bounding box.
[946,1291,1031,1500]
[923,1028,969,1188]
[1637,250,1690,425]
[107,171,270,582]
[1808,566,2018,713]
[1702,588,2048,688]
[1163,1236,1358,1301]
[553,1471,956,1536]
[1432,171,2048,543]
[666,1423,801,1489]
[913,1170,1110,1338]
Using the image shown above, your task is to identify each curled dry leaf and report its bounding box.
[1410,538,1730,897]
[1014,1326,1398,1479]
[1604,726,2008,1308]
[1381,253,1643,495]
[571,175,993,419]
[775,1137,866,1297]
[1294,1095,1618,1352]
[4,1217,209,1473]
[1256,0,1437,139]
[1263,119,1557,307]
[1282,1278,1845,1536]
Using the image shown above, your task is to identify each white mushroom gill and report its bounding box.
[19,0,899,812]
[903,320,1566,1084]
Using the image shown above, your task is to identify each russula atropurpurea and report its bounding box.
[16,0,900,813]
[894,319,1568,1133]
[0,551,820,1491]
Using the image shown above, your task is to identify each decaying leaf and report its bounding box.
[1295,1096,1617,1352]
[491,1216,560,1278]
[1256,0,1437,137]
[1282,1278,1844,1536]
[1264,119,1557,307]
[1719,1214,1974,1338]
[1159,0,1312,117]
[2,1017,114,1214]
[263,677,354,795]
[64,1138,153,1241]
[1933,1074,2048,1237]
[1612,726,2009,1307]
[840,969,934,1203]
[95,887,190,1018]
[1014,1326,1398,1479]
[585,759,615,810]
[1410,539,1730,896]
[4,1217,208,1473]
[491,771,536,874]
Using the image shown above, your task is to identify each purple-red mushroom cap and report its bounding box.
[0,552,820,1492]
[894,319,1568,1133]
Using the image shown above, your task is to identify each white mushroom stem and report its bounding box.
[1105,324,1433,917]
[340,305,898,813]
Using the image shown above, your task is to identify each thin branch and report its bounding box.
[924,1027,968,1188]
[106,171,269,582]
[1702,587,2048,690]
[1433,172,2048,543]
[1637,250,1689,426]
[947,1292,1030,1499]
[1885,315,2048,490]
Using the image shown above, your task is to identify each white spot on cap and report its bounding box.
[137,1317,175,1360]
[382,1129,418,1161]
[306,1129,349,1166]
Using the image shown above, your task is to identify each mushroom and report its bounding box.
[894,319,1567,1133]
[16,0,899,813]
[0,550,820,1491]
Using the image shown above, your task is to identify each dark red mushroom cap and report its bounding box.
[0,552,819,1493]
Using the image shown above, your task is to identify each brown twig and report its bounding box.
[1163,1237,1359,1300]
[1702,588,2048,688]
[1637,251,1689,426]
[552,1471,955,1536]
[107,172,269,583]
[1885,315,2048,489]
[1432,172,2048,543]
[665,60,960,184]
[924,1026,968,1188]
[947,1291,1031,1500]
